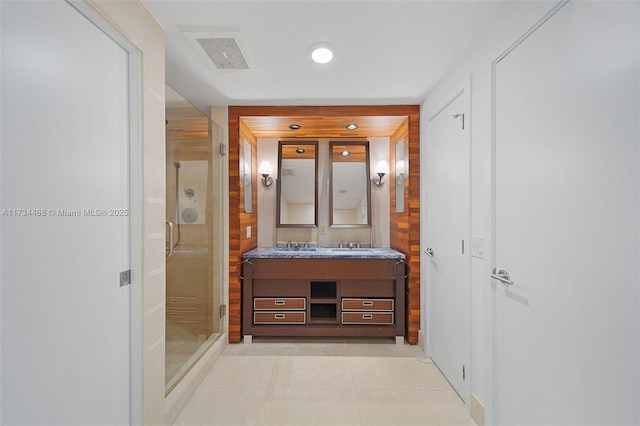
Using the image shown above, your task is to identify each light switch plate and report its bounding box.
[246,225,251,238]
[471,235,484,259]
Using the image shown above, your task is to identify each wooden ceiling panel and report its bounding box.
[240,115,407,138]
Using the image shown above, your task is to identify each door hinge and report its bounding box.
[453,113,465,129]
[461,240,465,254]
[463,365,466,380]
[219,304,227,318]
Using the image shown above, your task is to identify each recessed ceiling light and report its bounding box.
[296,148,306,154]
[312,47,333,64]
[346,124,358,130]
[289,124,301,130]
[341,150,350,157]
[308,42,335,64]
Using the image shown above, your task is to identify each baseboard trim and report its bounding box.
[470,392,485,426]
[418,329,426,354]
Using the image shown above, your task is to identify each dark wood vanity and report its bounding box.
[241,248,407,343]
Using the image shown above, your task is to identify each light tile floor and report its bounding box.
[173,337,476,426]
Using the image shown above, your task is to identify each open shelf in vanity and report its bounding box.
[241,248,407,343]
[309,281,338,323]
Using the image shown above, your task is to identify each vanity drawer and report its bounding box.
[342,298,394,311]
[341,312,394,325]
[254,297,306,310]
[254,311,306,324]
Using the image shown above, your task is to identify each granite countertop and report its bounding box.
[243,247,406,260]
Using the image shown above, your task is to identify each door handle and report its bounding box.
[491,268,513,285]
[165,220,174,257]
[424,248,434,258]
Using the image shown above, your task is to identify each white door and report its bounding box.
[493,2,639,424]
[424,90,470,401]
[1,1,132,424]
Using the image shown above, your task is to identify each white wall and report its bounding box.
[422,1,592,423]
[257,138,279,246]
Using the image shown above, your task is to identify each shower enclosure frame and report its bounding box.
[165,97,224,394]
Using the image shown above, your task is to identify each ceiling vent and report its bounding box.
[181,27,256,73]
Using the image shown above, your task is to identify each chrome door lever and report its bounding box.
[166,220,174,257]
[424,248,434,258]
[491,268,513,285]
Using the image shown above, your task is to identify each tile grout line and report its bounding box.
[346,342,366,426]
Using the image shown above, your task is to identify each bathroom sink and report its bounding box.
[275,247,317,252]
[331,248,372,252]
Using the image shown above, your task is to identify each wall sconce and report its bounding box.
[372,160,390,186]
[243,161,251,186]
[258,161,273,187]
[396,159,405,184]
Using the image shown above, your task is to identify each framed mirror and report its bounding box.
[243,139,252,213]
[330,141,371,227]
[277,141,318,227]
[395,138,407,213]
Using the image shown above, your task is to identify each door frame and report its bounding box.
[422,76,472,406]
[68,1,143,422]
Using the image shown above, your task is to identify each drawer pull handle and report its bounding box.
[170,313,180,317]
[363,314,373,320]
[362,301,373,306]
[275,314,285,319]
[274,300,285,305]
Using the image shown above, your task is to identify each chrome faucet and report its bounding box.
[338,241,345,248]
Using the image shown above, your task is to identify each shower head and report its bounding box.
[174,162,181,168]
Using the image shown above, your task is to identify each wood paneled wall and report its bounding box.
[228,118,258,342]
[228,105,421,344]
[390,114,421,345]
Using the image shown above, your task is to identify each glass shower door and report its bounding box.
[165,85,224,393]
